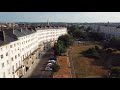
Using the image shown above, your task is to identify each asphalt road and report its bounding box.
[28,49,54,78]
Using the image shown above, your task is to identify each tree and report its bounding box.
[54,40,65,55]
[54,34,74,56]
[58,34,74,48]
[67,25,87,40]
[86,26,92,32]
[106,37,120,50]
[87,32,105,41]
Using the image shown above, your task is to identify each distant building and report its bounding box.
[81,23,120,39]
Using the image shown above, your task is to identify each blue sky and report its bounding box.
[0,12,120,22]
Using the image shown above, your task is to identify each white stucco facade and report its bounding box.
[0,27,67,78]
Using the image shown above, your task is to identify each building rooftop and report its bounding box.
[0,25,66,47]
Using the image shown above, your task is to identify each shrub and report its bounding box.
[95,46,100,50]
[110,67,120,77]
[82,47,100,59]
[52,63,60,72]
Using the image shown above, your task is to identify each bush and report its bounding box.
[95,46,100,50]
[52,63,60,72]
[105,48,114,54]
[82,47,100,59]
[110,67,120,77]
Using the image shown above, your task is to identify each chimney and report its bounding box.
[20,28,23,32]
[0,31,5,41]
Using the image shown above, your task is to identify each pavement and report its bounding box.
[22,49,54,78]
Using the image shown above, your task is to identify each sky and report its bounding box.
[0,12,120,23]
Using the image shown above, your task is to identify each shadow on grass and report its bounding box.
[80,50,110,70]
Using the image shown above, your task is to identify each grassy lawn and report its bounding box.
[69,43,109,78]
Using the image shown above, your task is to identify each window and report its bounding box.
[6,46,7,49]
[15,55,17,59]
[2,63,4,68]
[18,53,20,57]
[12,65,14,72]
[11,57,13,61]
[23,55,24,59]
[1,48,2,51]
[1,55,3,59]
[10,45,12,48]
[6,52,8,56]
[7,60,9,64]
[16,63,18,69]
[19,61,20,66]
[14,44,16,47]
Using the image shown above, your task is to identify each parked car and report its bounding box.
[45,66,53,71]
[49,57,56,60]
[47,63,53,67]
[78,41,82,44]
[48,60,56,63]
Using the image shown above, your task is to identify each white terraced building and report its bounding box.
[0,26,67,78]
[98,26,120,39]
[82,24,120,38]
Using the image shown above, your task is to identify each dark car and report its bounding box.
[49,56,56,60]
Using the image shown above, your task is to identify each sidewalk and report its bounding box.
[22,59,40,78]
[22,48,54,78]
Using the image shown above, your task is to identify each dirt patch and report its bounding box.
[53,56,72,78]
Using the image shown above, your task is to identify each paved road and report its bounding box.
[23,49,54,78]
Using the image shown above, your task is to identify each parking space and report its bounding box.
[28,48,56,78]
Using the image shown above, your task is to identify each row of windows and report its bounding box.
[22,41,37,51]
[0,52,8,59]
[10,42,20,48]
[0,43,19,51]
[11,54,20,61]
[21,35,31,40]
[1,60,10,68]
[22,50,32,60]
[2,61,21,77]
[22,39,31,45]
[0,51,21,60]
[2,68,10,78]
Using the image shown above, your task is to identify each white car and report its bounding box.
[45,66,53,71]
[47,63,53,67]
[48,60,56,63]
[78,41,82,44]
